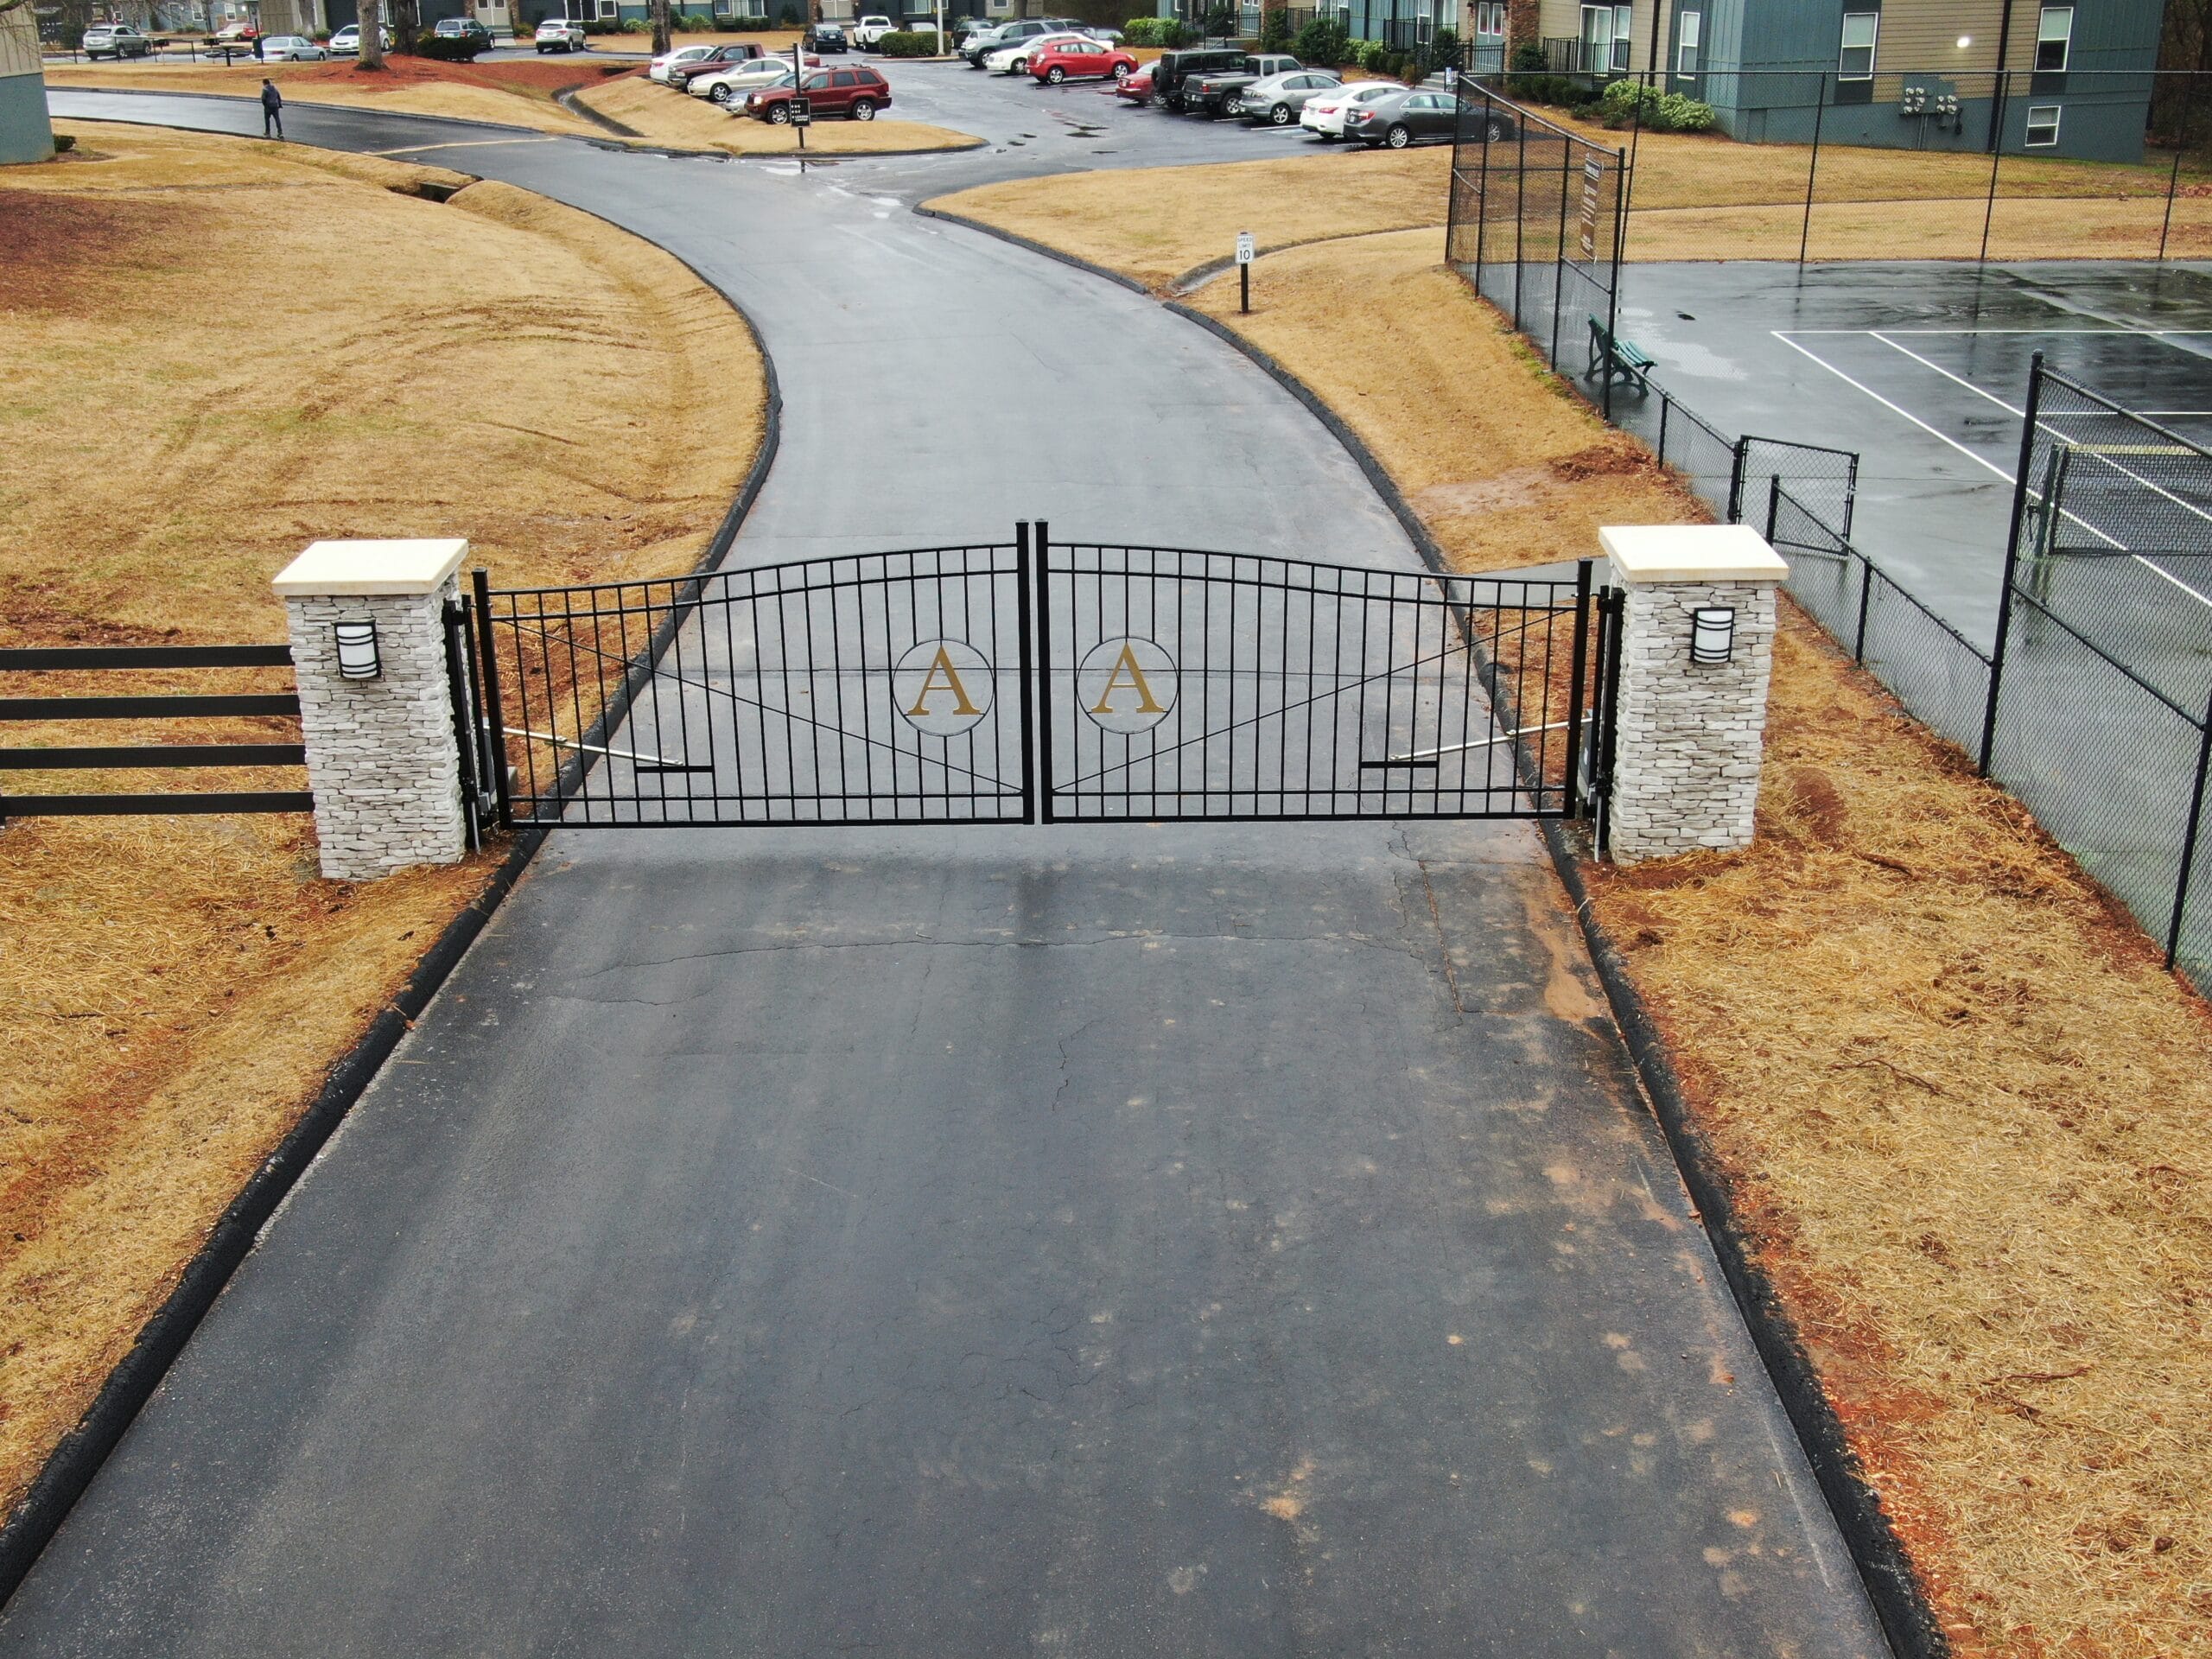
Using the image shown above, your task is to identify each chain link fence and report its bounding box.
[1448,94,2210,987]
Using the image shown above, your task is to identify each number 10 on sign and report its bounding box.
[1236,231,1255,314]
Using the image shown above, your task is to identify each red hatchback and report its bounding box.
[746,65,893,122]
[1029,38,1137,84]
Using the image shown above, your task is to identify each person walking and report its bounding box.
[260,77,284,139]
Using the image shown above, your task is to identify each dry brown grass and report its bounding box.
[573,71,978,154]
[44,56,613,134]
[952,175,2212,1655]
[929,146,1452,290]
[0,121,764,1516]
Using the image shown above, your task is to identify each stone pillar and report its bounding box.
[274,538,471,882]
[0,5,54,168]
[1599,524,1787,864]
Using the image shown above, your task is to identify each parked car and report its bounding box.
[534,18,588,51]
[985,30,1090,74]
[431,16,493,46]
[1231,67,1340,125]
[666,41,769,89]
[211,21,258,41]
[81,22,152,58]
[649,43,720,82]
[806,22,849,53]
[1298,78,1398,139]
[849,14,893,48]
[1113,61,1154,105]
[960,17,1066,67]
[744,64,892,122]
[258,33,327,59]
[326,22,394,52]
[1180,53,1300,118]
[1149,46,1246,112]
[1028,37,1135,84]
[691,56,810,102]
[1347,86,1499,149]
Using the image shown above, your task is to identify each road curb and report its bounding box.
[1104,249,1955,1659]
[1538,826,1948,1659]
[911,203,1152,294]
[0,196,785,1615]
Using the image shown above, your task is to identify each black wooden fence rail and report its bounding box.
[0,644,313,819]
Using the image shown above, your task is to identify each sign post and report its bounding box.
[1236,230,1255,315]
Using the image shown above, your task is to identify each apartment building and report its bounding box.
[1527,0,2166,161]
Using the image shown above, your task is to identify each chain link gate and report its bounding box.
[452,527,1618,836]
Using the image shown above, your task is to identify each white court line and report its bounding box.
[1862,330,2212,610]
[1780,327,2212,336]
[1769,330,2018,484]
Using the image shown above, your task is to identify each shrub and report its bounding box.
[878,28,939,54]
[683,12,715,29]
[620,16,651,31]
[1415,26,1456,78]
[1257,3,1291,51]
[1198,1,1236,40]
[1505,70,1580,107]
[415,29,488,59]
[1659,91,1715,130]
[776,3,800,22]
[1292,12,1347,67]
[1121,16,1160,45]
[1594,76,1717,131]
[1509,39,1544,73]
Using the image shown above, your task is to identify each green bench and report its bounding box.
[1586,315,1655,394]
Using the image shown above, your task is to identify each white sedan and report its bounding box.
[983,31,1091,74]
[648,44,718,82]
[259,34,328,60]
[690,57,811,102]
[1300,79,1399,139]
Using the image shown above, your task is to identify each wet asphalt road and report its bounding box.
[12,84,1891,1656]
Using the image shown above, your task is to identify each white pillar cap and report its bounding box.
[1599,524,1788,585]
[274,538,471,598]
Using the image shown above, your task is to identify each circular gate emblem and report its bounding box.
[1077,636,1177,734]
[892,638,993,737]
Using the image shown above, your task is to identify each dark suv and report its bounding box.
[961,16,1076,67]
[1151,47,1246,112]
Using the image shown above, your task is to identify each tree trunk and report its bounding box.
[651,0,671,56]
[358,0,385,65]
[390,0,419,54]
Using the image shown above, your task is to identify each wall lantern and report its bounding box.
[334,619,382,681]
[1689,606,1737,665]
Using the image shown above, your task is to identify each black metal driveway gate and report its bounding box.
[460,526,1617,834]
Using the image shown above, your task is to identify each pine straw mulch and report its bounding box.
[1093,211,2212,1656]
[0,123,764,1520]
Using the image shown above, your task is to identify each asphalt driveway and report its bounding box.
[15,92,1890,1656]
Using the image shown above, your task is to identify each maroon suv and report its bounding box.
[665,41,766,90]
[745,65,893,123]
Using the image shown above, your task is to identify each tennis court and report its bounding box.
[1611,260,2212,657]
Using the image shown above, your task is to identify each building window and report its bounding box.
[1675,8,1698,76]
[1414,0,1433,46]
[1838,11,1878,80]
[2036,6,2072,73]
[2025,103,2061,145]
[1472,2,1503,37]
[1580,3,1630,74]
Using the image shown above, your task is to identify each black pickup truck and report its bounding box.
[1174,52,1303,117]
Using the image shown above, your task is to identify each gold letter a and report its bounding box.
[1090,644,1166,715]
[907,646,982,717]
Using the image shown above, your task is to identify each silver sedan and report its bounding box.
[1232,69,1344,127]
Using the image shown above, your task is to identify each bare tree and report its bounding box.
[357,0,385,65]
[389,0,420,54]
[650,0,671,57]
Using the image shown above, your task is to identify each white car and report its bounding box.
[1300,79,1398,139]
[648,44,718,82]
[326,22,393,52]
[849,14,893,47]
[984,30,1090,73]
[690,57,810,102]
[258,34,328,60]
[535,18,587,51]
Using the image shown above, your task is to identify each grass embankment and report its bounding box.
[932,122,2212,269]
[0,122,765,1518]
[575,71,982,155]
[47,53,983,153]
[944,169,2212,1656]
[44,54,619,134]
